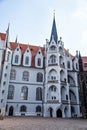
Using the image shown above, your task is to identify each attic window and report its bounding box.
[84,63,87,67]
[17,48,19,51]
[27,50,29,52]
[38,52,40,54]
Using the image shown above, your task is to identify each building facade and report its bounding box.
[0,16,81,118]
[78,54,87,118]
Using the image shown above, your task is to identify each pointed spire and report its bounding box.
[50,11,58,44]
[5,23,11,49]
[79,51,83,71]
[15,35,18,43]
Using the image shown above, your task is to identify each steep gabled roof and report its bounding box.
[10,42,44,67]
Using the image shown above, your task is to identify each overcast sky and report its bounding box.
[0,0,87,56]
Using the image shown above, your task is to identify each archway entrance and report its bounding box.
[49,107,53,117]
[9,106,13,116]
[56,109,62,118]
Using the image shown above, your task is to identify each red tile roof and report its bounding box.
[82,57,87,71]
[10,42,44,67]
[0,33,6,40]
[0,32,87,70]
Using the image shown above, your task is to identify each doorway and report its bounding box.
[56,109,62,118]
[9,106,14,116]
[49,107,53,117]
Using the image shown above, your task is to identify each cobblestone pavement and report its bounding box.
[0,117,87,130]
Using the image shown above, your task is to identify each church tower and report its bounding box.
[44,14,70,118]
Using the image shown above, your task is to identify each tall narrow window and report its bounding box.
[36,87,42,100]
[25,56,29,65]
[8,85,14,99]
[15,55,19,63]
[10,69,16,80]
[67,61,70,68]
[37,72,43,82]
[22,71,29,81]
[21,86,28,100]
[37,58,41,66]
[50,55,56,63]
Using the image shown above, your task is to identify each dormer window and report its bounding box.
[37,58,41,66]
[25,56,29,65]
[15,55,19,63]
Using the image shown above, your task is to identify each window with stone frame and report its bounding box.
[36,106,41,112]
[15,55,19,63]
[25,56,29,65]
[20,105,27,112]
[36,87,42,100]
[22,71,29,81]
[50,55,56,63]
[10,69,16,80]
[21,86,28,100]
[67,61,70,68]
[7,85,14,99]
[37,58,41,66]
[37,72,43,82]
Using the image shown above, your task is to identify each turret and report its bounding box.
[78,52,83,72]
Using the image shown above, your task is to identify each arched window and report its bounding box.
[21,86,28,100]
[25,56,29,65]
[37,72,43,82]
[36,106,41,112]
[67,61,70,68]
[59,46,63,53]
[50,45,56,51]
[10,69,16,80]
[69,90,76,102]
[50,85,56,92]
[37,58,41,66]
[50,55,56,63]
[15,55,19,63]
[8,85,14,99]
[36,87,42,100]
[68,75,75,85]
[20,105,27,112]
[22,71,29,81]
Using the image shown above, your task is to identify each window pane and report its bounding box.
[37,58,41,66]
[10,69,16,80]
[36,87,42,100]
[8,85,14,99]
[25,57,29,65]
[21,86,28,100]
[37,73,43,82]
[22,71,29,81]
[15,55,19,63]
